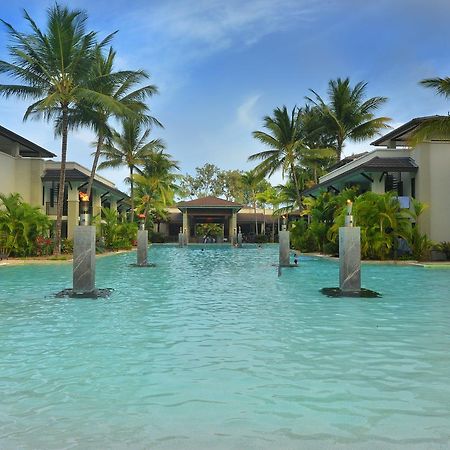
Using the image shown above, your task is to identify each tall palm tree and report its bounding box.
[71,47,161,199]
[409,77,450,143]
[134,150,179,222]
[241,170,264,235]
[0,5,116,255]
[98,118,164,222]
[249,106,305,208]
[262,186,283,240]
[306,77,391,160]
[300,147,337,184]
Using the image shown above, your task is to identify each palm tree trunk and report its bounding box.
[290,163,303,211]
[86,131,104,199]
[130,166,135,222]
[253,195,258,235]
[336,137,343,161]
[263,206,266,235]
[53,105,69,256]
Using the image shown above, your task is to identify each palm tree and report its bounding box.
[134,150,179,222]
[0,5,116,255]
[249,106,305,208]
[306,77,391,160]
[98,118,165,222]
[409,77,450,143]
[71,47,161,199]
[261,186,283,241]
[241,170,264,235]
[300,147,337,184]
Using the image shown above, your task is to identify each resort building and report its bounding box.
[302,116,450,242]
[158,196,277,243]
[0,125,128,239]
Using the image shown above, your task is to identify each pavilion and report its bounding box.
[158,196,277,243]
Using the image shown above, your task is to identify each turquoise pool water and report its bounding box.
[1,245,450,449]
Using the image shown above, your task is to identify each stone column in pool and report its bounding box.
[73,225,96,294]
[339,200,361,292]
[237,226,243,248]
[182,210,189,244]
[279,217,290,267]
[178,227,185,247]
[136,215,148,266]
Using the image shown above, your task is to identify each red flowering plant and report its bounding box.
[36,235,53,256]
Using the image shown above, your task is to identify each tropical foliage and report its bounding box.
[290,190,430,260]
[1,6,109,254]
[98,118,165,222]
[306,77,391,160]
[180,164,250,203]
[100,207,137,250]
[0,5,160,253]
[134,149,179,226]
[0,194,51,256]
[241,170,270,235]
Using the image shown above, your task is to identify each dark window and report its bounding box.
[411,178,416,198]
[384,174,394,192]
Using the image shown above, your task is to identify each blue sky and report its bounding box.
[1,0,450,191]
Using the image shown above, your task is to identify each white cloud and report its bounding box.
[236,94,261,129]
[141,0,315,52]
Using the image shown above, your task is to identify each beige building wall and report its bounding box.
[0,152,45,208]
[412,142,450,242]
[371,175,385,194]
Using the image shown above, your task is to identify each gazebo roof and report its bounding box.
[177,196,242,209]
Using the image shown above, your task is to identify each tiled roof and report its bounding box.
[43,169,87,181]
[42,169,128,199]
[363,157,418,171]
[177,196,242,208]
[326,152,368,172]
[0,124,56,158]
[371,115,448,146]
[302,156,418,196]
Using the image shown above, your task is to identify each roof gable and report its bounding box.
[0,125,56,158]
[177,196,242,208]
[371,115,448,146]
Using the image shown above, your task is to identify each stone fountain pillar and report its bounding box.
[56,193,112,298]
[339,200,361,293]
[321,200,380,298]
[237,226,243,248]
[137,219,148,266]
[279,217,290,267]
[178,227,185,247]
[73,225,96,294]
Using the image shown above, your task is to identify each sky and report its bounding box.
[1,0,450,192]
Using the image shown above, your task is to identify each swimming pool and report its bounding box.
[1,245,449,449]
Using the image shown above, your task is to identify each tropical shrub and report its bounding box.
[195,223,223,239]
[36,236,54,256]
[101,207,137,250]
[61,238,73,254]
[330,191,412,260]
[149,231,166,243]
[255,234,269,244]
[296,190,431,260]
[290,220,318,252]
[0,193,52,256]
[437,242,450,260]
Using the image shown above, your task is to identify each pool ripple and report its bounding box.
[1,245,450,449]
